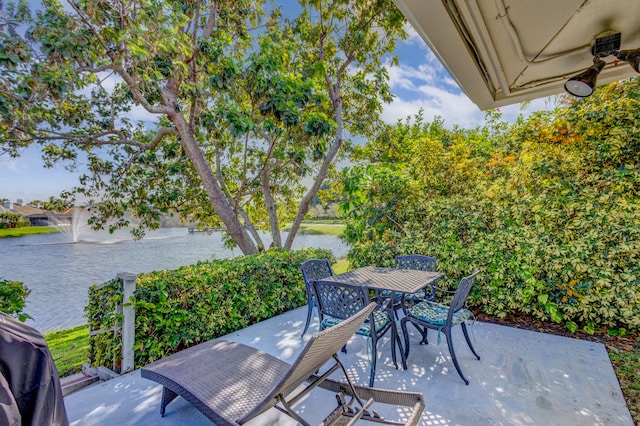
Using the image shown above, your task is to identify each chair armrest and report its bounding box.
[432,286,455,294]
[374,298,395,319]
[375,298,392,312]
[430,286,456,304]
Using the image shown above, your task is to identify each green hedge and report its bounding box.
[0,213,29,229]
[0,279,31,321]
[346,193,640,335]
[339,80,640,335]
[0,222,31,229]
[86,248,334,371]
[85,278,122,371]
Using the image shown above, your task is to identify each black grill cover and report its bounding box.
[0,312,69,426]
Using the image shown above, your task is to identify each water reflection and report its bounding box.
[0,227,348,332]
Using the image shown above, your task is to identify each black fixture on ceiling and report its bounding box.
[564,33,640,97]
[614,48,640,73]
[564,57,606,97]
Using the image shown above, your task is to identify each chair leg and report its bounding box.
[461,322,480,360]
[394,326,407,370]
[369,336,377,387]
[301,303,313,337]
[418,325,429,345]
[390,327,398,368]
[408,320,428,345]
[400,318,428,359]
[160,387,179,417]
[400,318,411,360]
[444,328,469,385]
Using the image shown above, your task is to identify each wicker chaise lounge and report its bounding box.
[141,303,425,425]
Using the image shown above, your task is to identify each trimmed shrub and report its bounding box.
[0,279,31,322]
[86,248,334,370]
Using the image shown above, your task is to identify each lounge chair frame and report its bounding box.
[141,303,424,425]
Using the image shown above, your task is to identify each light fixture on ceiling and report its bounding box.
[565,33,640,98]
[614,48,640,73]
[564,56,606,97]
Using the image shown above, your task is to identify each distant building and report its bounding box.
[2,200,73,227]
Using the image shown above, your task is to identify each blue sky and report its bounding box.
[0,21,549,204]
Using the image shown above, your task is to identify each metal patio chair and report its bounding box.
[394,254,438,302]
[299,259,334,337]
[313,279,406,387]
[378,255,438,317]
[400,270,480,385]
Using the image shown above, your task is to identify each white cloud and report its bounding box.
[383,84,552,130]
[387,63,431,90]
[387,50,455,91]
[385,42,553,129]
[384,52,486,128]
[0,157,22,172]
[403,24,426,48]
[387,61,443,92]
[382,88,485,128]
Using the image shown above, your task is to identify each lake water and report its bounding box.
[0,227,349,333]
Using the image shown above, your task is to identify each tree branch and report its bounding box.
[202,3,220,39]
[76,64,114,73]
[238,205,265,251]
[13,126,176,151]
[147,127,178,150]
[67,1,172,115]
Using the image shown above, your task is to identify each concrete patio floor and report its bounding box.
[64,306,633,425]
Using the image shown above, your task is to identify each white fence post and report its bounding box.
[117,272,137,373]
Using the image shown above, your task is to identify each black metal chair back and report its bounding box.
[449,270,477,317]
[394,254,437,272]
[392,254,439,307]
[301,259,334,284]
[299,259,334,336]
[313,281,371,320]
[312,279,405,387]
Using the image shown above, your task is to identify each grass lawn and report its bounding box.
[332,257,349,273]
[44,325,90,378]
[284,223,345,236]
[0,226,59,238]
[609,345,640,423]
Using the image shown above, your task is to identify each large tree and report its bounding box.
[0,0,405,254]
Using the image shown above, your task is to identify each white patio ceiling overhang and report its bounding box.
[392,0,640,110]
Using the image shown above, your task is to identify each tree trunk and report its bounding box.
[262,166,282,249]
[284,97,344,250]
[238,207,266,251]
[168,107,258,255]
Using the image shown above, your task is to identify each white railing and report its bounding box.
[117,272,136,373]
[88,273,136,375]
